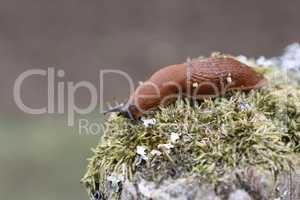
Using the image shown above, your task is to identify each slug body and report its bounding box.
[105,56,267,119]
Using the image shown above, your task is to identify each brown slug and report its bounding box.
[104,55,267,120]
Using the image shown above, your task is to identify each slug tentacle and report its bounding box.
[103,104,141,120]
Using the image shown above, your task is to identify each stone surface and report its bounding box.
[120,176,220,200]
[115,169,300,200]
[228,190,251,200]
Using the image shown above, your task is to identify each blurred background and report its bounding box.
[0,0,299,199]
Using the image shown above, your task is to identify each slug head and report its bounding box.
[103,104,141,120]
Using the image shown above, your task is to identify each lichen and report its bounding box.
[81,65,300,200]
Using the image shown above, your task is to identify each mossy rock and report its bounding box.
[82,65,300,200]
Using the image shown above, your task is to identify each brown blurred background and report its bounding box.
[0,0,299,200]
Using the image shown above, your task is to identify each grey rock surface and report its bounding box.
[116,169,300,200]
[228,190,251,200]
[120,176,220,200]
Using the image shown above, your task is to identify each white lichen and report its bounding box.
[280,43,300,71]
[170,132,180,143]
[107,173,124,192]
[136,146,148,160]
[150,149,162,156]
[157,143,174,153]
[142,118,156,127]
[256,56,277,67]
[237,43,300,71]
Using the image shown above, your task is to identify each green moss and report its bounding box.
[82,67,300,199]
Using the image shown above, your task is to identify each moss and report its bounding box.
[81,65,300,199]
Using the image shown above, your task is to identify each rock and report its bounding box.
[275,170,300,200]
[120,180,138,200]
[121,176,220,200]
[228,190,251,200]
[118,169,300,200]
